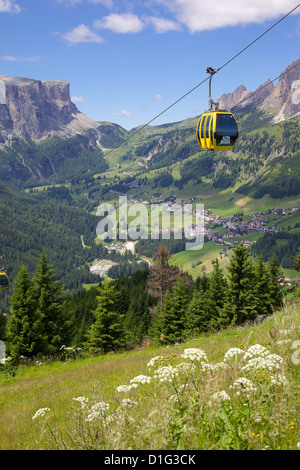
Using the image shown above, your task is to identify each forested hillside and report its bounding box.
[1,243,291,363]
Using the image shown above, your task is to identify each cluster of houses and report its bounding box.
[204,207,299,248]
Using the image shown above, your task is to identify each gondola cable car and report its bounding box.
[196,67,239,151]
[0,256,8,290]
[0,272,8,290]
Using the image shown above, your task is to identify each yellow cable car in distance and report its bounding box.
[196,66,239,151]
[196,110,239,151]
[0,272,8,290]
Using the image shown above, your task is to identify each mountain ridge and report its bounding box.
[0,58,299,185]
[0,75,99,141]
[220,59,300,122]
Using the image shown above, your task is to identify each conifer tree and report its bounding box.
[293,248,300,272]
[184,288,209,337]
[224,244,257,325]
[253,255,272,316]
[6,265,47,361]
[206,259,228,329]
[268,253,283,310]
[32,251,68,355]
[159,276,189,344]
[84,281,125,353]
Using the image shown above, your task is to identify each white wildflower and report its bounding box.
[230,377,257,396]
[73,396,89,408]
[181,348,208,363]
[208,390,231,406]
[269,373,288,387]
[85,402,109,422]
[120,398,137,408]
[116,384,138,393]
[0,356,11,365]
[242,353,283,372]
[223,347,244,362]
[202,361,230,371]
[244,344,270,360]
[32,407,51,420]
[154,365,179,383]
[130,375,151,385]
[176,362,195,373]
[147,356,164,369]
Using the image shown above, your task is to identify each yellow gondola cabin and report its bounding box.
[0,272,8,290]
[196,110,239,151]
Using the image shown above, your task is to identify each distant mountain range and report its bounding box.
[0,58,299,185]
[217,58,300,122]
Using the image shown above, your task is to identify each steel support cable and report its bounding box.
[31,3,300,194]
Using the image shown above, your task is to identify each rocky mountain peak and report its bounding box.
[215,58,300,122]
[0,75,98,142]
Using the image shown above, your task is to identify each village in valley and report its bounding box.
[90,191,300,278]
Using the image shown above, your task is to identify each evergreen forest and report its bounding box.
[1,242,289,365]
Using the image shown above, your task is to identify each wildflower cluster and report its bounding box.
[154,365,179,383]
[130,375,152,385]
[181,348,208,363]
[116,384,138,393]
[241,353,283,372]
[73,396,89,408]
[85,402,109,422]
[230,377,257,396]
[32,408,51,420]
[33,338,297,450]
[208,390,231,406]
[224,347,244,363]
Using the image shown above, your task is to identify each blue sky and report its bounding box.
[0,0,299,129]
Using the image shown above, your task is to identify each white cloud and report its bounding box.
[71,95,84,102]
[94,13,144,33]
[154,93,164,100]
[155,0,300,33]
[113,110,132,117]
[146,16,181,33]
[0,0,20,13]
[0,55,41,62]
[62,24,104,44]
[57,0,113,6]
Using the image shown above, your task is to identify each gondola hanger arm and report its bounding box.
[206,66,219,111]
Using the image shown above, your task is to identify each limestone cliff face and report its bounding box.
[261,59,300,122]
[0,75,98,142]
[215,58,300,122]
[216,85,251,110]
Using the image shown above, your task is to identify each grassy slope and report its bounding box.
[0,302,299,450]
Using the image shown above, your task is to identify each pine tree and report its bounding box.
[293,248,300,271]
[32,252,68,355]
[159,276,189,344]
[6,265,47,361]
[268,253,283,310]
[84,281,125,354]
[184,288,209,337]
[225,244,257,325]
[253,255,272,317]
[206,259,228,329]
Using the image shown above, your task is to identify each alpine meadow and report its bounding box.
[0,0,300,454]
